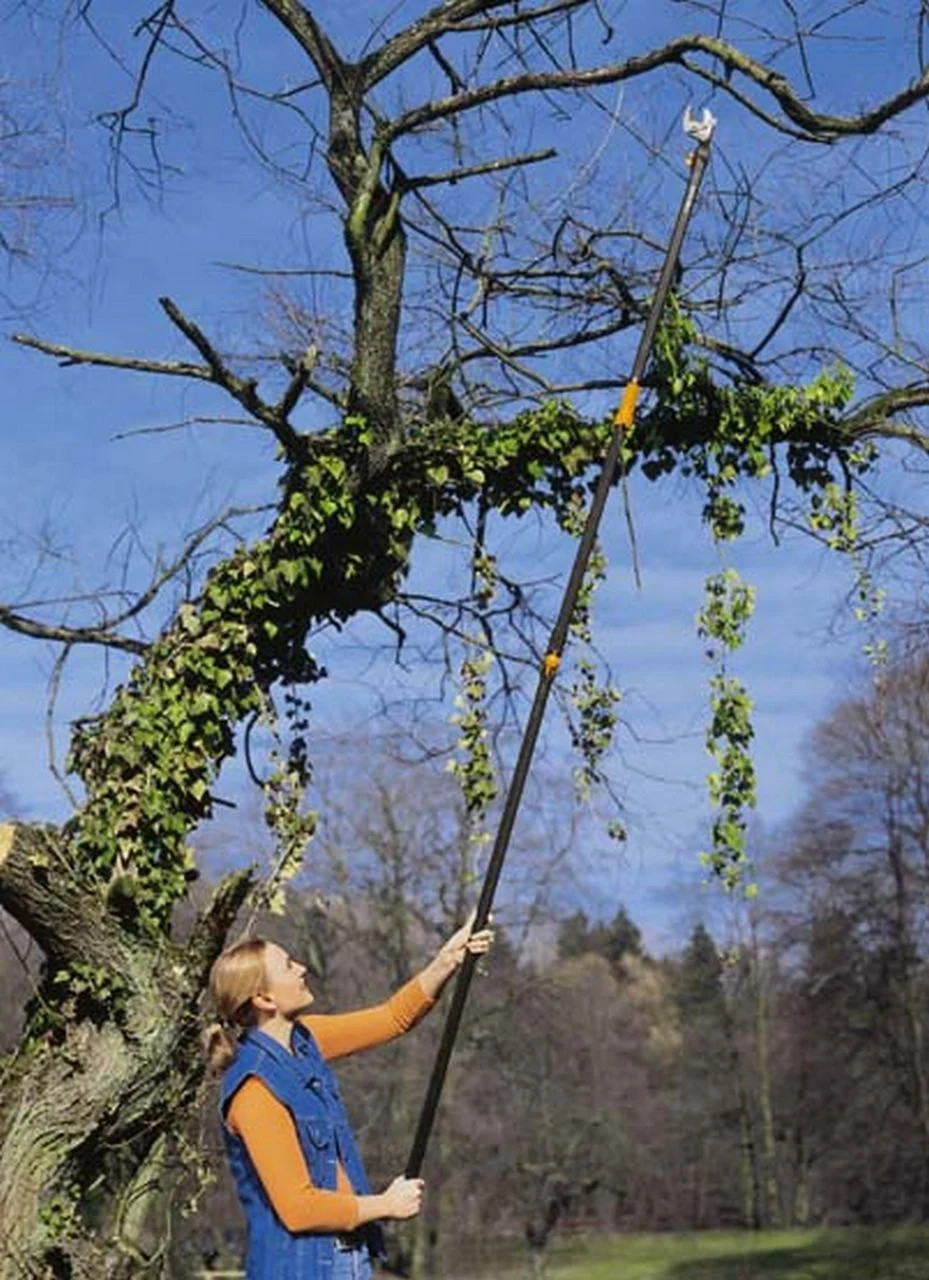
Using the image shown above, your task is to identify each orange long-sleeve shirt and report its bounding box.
[225,976,434,1234]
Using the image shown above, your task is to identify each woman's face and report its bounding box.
[259,943,314,1018]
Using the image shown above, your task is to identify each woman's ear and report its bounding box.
[250,991,277,1016]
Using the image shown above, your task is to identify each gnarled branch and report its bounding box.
[386,33,929,143]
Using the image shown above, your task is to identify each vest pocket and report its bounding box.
[304,1120,331,1149]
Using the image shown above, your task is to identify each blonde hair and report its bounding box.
[203,937,269,1074]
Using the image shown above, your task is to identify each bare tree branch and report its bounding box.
[842,386,929,450]
[446,0,593,36]
[158,296,307,460]
[11,331,212,381]
[45,644,80,810]
[386,34,929,143]
[403,146,557,191]
[112,415,259,440]
[14,308,312,460]
[357,0,518,90]
[256,0,348,90]
[0,503,271,656]
[0,605,148,654]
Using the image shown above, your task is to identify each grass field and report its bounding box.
[521,1227,929,1279]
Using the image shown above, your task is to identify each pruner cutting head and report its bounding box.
[683,106,717,143]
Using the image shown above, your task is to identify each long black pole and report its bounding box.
[406,111,717,1179]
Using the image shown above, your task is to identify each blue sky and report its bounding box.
[1,1,926,949]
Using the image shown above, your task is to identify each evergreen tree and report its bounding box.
[677,923,724,1017]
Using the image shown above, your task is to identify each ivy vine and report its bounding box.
[647,301,871,889]
[697,569,757,890]
[557,490,624,824]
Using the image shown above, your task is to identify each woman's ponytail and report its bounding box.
[204,937,268,1073]
[203,1020,239,1074]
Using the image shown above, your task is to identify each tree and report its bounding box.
[3,2,929,1274]
[0,69,79,310]
[746,916,782,1229]
[463,948,633,1276]
[669,924,738,1227]
[776,650,929,1218]
[676,924,723,1016]
[558,904,642,968]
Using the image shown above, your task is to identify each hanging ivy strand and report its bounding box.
[697,569,758,891]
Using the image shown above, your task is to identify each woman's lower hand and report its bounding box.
[380,1175,424,1220]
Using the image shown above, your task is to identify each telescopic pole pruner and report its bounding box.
[405,107,718,1179]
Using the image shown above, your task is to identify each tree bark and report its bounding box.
[721,992,760,1229]
[329,83,407,443]
[0,824,253,1279]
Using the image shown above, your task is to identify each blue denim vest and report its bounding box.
[220,1021,383,1279]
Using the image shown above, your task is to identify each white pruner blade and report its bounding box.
[683,106,717,143]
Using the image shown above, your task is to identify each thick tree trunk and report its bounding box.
[344,199,406,441]
[0,823,252,1279]
[790,1125,811,1226]
[327,83,406,445]
[721,996,760,1229]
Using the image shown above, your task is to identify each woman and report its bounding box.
[205,915,492,1279]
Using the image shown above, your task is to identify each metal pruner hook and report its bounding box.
[683,106,717,143]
